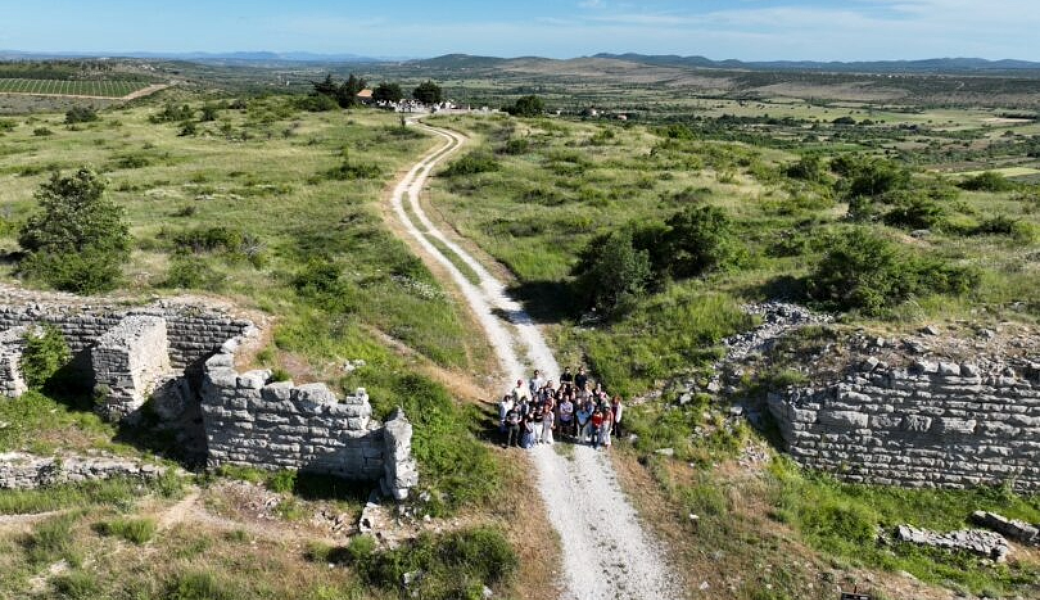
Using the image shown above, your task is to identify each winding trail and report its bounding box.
[389,121,681,600]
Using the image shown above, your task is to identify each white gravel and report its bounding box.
[391,122,681,600]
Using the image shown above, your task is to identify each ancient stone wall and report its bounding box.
[201,349,417,499]
[0,452,167,489]
[0,303,254,376]
[768,359,1040,492]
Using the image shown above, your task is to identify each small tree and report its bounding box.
[65,106,99,124]
[18,168,131,293]
[20,325,71,390]
[661,205,741,278]
[505,95,545,117]
[336,73,367,108]
[373,82,404,103]
[573,230,652,319]
[312,74,339,97]
[412,80,443,105]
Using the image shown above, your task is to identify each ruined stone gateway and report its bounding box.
[0,286,417,500]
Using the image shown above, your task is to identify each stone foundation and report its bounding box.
[769,359,1040,492]
[0,452,167,489]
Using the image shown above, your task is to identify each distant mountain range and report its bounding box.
[0,49,396,63]
[592,53,1040,74]
[3,49,1040,74]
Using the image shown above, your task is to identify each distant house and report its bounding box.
[356,89,374,105]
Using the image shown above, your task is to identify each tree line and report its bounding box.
[305,74,444,111]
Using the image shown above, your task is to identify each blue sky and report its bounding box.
[1,0,1037,61]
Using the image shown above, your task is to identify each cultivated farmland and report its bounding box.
[0,78,153,98]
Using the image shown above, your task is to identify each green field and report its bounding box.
[0,78,152,97]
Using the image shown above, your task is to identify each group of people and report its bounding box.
[498,366,624,451]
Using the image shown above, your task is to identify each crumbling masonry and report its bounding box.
[0,287,417,499]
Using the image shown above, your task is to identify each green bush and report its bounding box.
[93,517,157,544]
[65,106,98,124]
[266,469,297,494]
[162,255,226,291]
[806,228,978,315]
[572,229,652,319]
[660,205,742,278]
[325,152,382,180]
[20,325,71,391]
[883,191,947,230]
[332,527,517,599]
[441,151,500,177]
[504,95,545,117]
[18,168,130,293]
[958,171,1014,192]
[833,155,910,199]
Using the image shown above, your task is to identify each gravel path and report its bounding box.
[390,121,681,600]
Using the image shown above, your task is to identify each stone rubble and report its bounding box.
[972,511,1040,546]
[0,451,169,489]
[894,524,1010,562]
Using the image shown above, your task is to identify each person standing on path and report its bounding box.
[505,405,522,448]
[558,396,574,440]
[529,370,546,398]
[498,394,514,433]
[611,395,624,438]
[542,408,555,445]
[575,366,588,393]
[590,408,605,450]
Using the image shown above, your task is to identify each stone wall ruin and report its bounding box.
[0,285,417,499]
[768,358,1040,492]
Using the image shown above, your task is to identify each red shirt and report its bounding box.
[591,413,604,428]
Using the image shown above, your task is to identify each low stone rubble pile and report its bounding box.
[895,524,1010,562]
[0,452,168,489]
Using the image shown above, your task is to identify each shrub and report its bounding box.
[883,191,947,230]
[441,151,499,177]
[500,138,530,155]
[266,469,297,494]
[573,229,652,319]
[162,255,226,291]
[297,93,339,113]
[33,127,53,137]
[93,517,157,544]
[20,325,71,390]
[18,168,130,293]
[833,155,910,199]
[504,95,545,117]
[64,106,98,124]
[958,171,1014,192]
[784,154,830,184]
[806,228,978,315]
[339,527,517,599]
[151,103,194,123]
[325,150,382,181]
[660,205,742,278]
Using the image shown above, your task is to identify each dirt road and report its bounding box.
[389,121,681,600]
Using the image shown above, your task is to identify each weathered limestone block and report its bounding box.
[818,410,870,429]
[92,316,173,421]
[382,409,419,501]
[0,326,33,398]
[973,511,1040,546]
